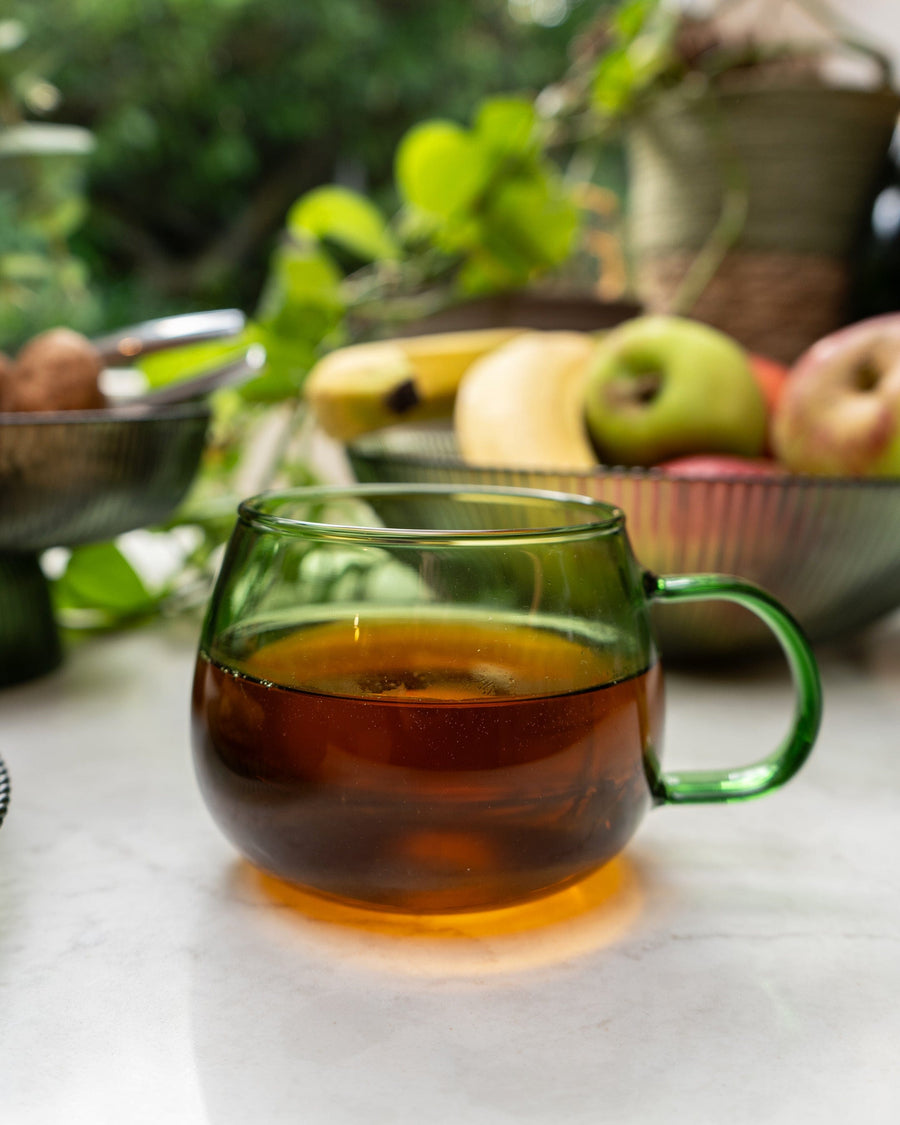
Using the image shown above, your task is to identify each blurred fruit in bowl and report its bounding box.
[772,314,900,476]
[346,424,900,659]
[304,310,900,658]
[748,353,789,454]
[584,316,767,467]
[0,327,105,412]
[748,353,789,417]
[657,454,787,478]
[454,331,598,470]
[304,327,520,442]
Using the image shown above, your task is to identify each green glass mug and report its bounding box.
[192,484,822,913]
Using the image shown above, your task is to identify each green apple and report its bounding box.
[771,314,900,476]
[584,316,768,467]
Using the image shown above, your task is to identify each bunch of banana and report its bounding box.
[454,331,600,470]
[304,327,521,442]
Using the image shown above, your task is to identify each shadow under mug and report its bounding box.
[191,483,822,914]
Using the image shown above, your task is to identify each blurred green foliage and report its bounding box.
[0,19,99,345]
[5,0,599,329]
[395,97,578,293]
[49,87,593,629]
[589,0,678,117]
[140,93,584,405]
[2,0,615,629]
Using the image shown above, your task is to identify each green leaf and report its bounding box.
[255,243,345,343]
[137,331,257,389]
[241,326,317,401]
[593,0,677,115]
[473,97,539,159]
[456,249,524,295]
[613,0,657,40]
[592,46,641,114]
[287,185,399,262]
[395,120,487,219]
[0,252,54,281]
[27,196,87,240]
[628,31,676,88]
[54,543,154,615]
[481,172,579,272]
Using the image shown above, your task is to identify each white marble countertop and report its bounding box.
[1,613,899,1124]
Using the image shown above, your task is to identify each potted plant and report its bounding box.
[545,0,900,362]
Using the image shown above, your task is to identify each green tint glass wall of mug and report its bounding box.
[192,485,823,914]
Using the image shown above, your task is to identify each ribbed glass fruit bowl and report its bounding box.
[347,425,900,661]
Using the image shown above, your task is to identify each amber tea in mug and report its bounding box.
[192,485,821,913]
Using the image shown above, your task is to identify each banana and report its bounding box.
[454,331,599,471]
[304,327,522,442]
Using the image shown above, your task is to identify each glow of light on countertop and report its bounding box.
[234,856,646,978]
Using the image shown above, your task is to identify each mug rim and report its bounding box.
[238,483,625,542]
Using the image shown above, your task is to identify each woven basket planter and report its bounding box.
[626,82,900,361]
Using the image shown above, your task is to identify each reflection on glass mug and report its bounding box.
[191,484,822,914]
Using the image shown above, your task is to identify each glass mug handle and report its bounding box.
[645,573,823,805]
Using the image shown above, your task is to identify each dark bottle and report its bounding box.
[846,127,900,321]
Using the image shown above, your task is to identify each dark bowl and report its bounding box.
[0,401,210,551]
[0,310,245,686]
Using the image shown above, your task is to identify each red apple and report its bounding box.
[656,454,787,478]
[772,314,900,476]
[747,354,790,455]
[749,354,789,416]
[640,454,787,578]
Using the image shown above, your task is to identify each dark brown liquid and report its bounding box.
[192,616,663,912]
